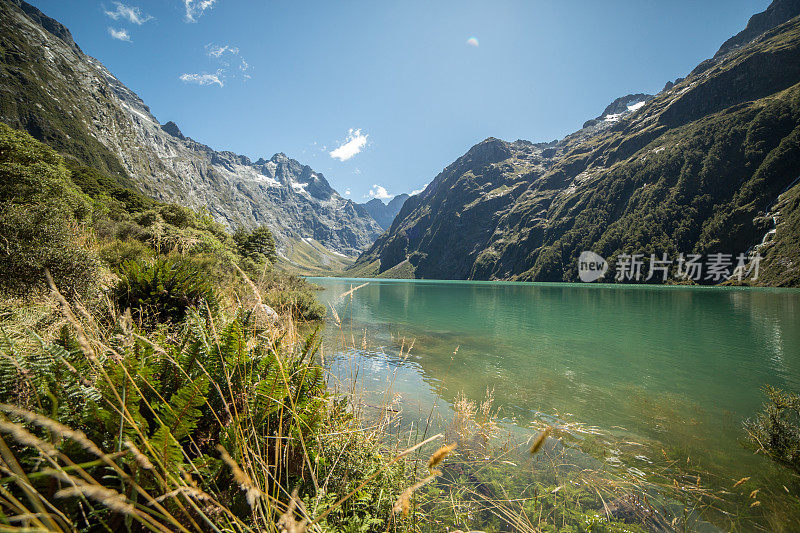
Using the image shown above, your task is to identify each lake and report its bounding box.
[308,277,800,528]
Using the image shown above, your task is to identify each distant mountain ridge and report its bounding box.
[359,194,411,230]
[0,0,381,256]
[350,0,800,286]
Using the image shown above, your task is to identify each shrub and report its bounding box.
[745,385,800,473]
[113,257,217,326]
[158,202,194,228]
[0,124,100,298]
[0,203,99,299]
[234,225,277,264]
[111,217,148,242]
[99,239,155,270]
[0,123,90,219]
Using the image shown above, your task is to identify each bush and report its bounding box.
[158,202,193,228]
[0,203,99,299]
[0,124,91,220]
[745,385,800,473]
[99,239,155,270]
[113,257,217,326]
[0,124,101,298]
[234,225,277,264]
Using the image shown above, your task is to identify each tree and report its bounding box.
[234,225,277,264]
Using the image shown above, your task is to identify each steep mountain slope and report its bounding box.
[0,0,381,256]
[351,0,800,286]
[360,194,411,230]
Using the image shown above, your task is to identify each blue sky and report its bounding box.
[30,0,770,202]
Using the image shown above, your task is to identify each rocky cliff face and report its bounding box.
[351,0,800,285]
[0,0,381,256]
[360,194,410,230]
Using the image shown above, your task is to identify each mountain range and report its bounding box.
[2,0,800,287]
[359,194,410,230]
[350,0,800,286]
[0,0,382,259]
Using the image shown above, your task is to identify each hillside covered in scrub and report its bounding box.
[0,120,414,531]
[0,122,324,320]
[351,0,800,286]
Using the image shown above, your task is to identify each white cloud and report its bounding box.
[104,2,152,24]
[466,37,479,47]
[329,129,368,161]
[344,189,351,196]
[184,0,217,22]
[179,71,223,87]
[206,43,238,57]
[108,27,131,42]
[203,44,250,81]
[410,185,427,196]
[368,184,392,200]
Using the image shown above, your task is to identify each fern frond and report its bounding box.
[156,376,209,440]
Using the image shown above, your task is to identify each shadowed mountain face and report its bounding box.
[0,0,382,256]
[350,0,800,286]
[360,194,411,230]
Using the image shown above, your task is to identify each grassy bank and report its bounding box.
[0,122,415,531]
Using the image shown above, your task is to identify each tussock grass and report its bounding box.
[0,271,448,532]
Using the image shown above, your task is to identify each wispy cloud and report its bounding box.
[330,129,368,161]
[237,57,251,78]
[199,44,251,83]
[206,43,238,57]
[104,2,152,24]
[185,0,217,22]
[179,71,223,87]
[368,185,392,200]
[108,27,132,42]
[344,189,351,196]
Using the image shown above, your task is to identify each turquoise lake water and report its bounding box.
[308,277,800,523]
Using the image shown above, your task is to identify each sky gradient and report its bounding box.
[29,0,771,201]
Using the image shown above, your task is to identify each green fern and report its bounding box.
[114,257,217,326]
[148,425,184,474]
[155,375,209,440]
